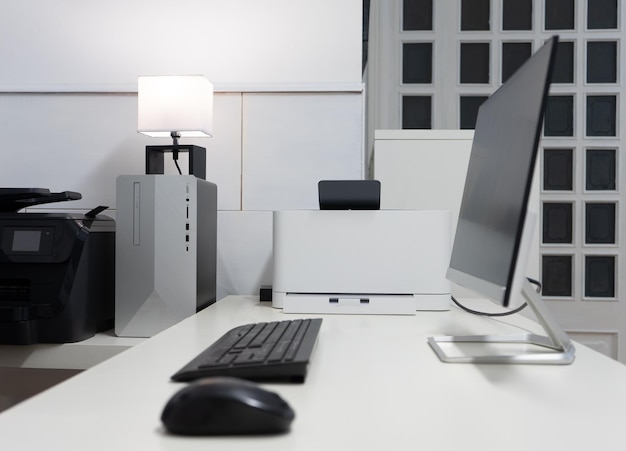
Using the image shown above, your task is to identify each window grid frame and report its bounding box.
[391,0,624,307]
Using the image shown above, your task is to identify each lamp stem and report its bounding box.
[171,131,181,147]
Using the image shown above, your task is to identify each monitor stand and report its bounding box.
[427,279,575,364]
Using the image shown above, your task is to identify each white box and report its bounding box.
[272,210,451,314]
[115,175,217,337]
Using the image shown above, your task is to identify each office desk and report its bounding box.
[0,295,625,450]
[0,332,144,370]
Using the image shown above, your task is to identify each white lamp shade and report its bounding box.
[138,75,213,138]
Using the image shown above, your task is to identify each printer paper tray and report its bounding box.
[275,292,450,315]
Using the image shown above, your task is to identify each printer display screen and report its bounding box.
[1,227,55,256]
[12,230,42,252]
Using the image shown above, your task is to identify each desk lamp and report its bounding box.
[115,75,218,338]
[138,75,214,178]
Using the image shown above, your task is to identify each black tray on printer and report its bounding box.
[0,188,81,213]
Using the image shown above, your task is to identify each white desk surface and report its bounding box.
[1,295,625,451]
[0,331,144,370]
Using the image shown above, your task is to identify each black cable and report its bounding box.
[451,277,542,317]
[173,158,183,175]
[171,131,183,175]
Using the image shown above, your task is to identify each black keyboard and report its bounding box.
[171,318,322,383]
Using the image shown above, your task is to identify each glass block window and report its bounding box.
[503,0,533,30]
[403,43,433,84]
[402,96,432,129]
[461,0,490,31]
[460,43,490,83]
[403,0,433,30]
[460,96,488,129]
[587,41,617,83]
[502,42,532,82]
[544,148,573,191]
[587,0,618,30]
[543,202,574,244]
[586,95,616,137]
[585,203,616,244]
[544,96,574,137]
[585,256,616,298]
[542,255,573,297]
[586,149,616,191]
[545,0,575,30]
[380,0,625,360]
[552,41,574,84]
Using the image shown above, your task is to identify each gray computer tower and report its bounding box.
[115,175,217,337]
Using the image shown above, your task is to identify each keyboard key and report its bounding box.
[285,320,310,361]
[248,321,279,347]
[232,323,266,349]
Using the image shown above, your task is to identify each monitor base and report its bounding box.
[428,279,575,365]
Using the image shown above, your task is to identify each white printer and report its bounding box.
[272,209,451,314]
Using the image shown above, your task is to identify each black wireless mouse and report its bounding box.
[161,377,295,436]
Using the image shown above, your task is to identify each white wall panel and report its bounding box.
[0,93,243,211]
[0,0,362,91]
[374,130,474,237]
[242,92,364,211]
[216,211,273,300]
[205,94,242,211]
[0,93,141,209]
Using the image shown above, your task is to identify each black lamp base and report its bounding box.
[145,145,206,180]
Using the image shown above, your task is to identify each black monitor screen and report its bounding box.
[447,36,558,308]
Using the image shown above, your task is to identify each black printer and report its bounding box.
[0,188,114,344]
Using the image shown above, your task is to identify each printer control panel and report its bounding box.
[1,226,55,256]
[0,218,82,264]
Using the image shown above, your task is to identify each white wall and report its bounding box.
[0,1,364,300]
[0,0,362,91]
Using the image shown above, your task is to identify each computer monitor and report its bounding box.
[428,36,575,364]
